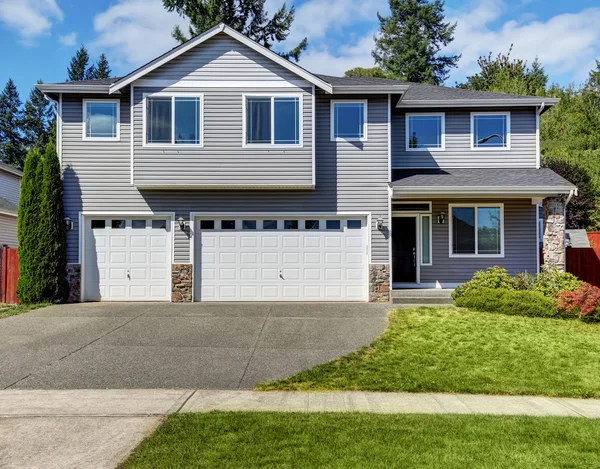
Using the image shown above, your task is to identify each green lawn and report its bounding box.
[0,303,48,319]
[121,412,600,469]
[258,307,600,397]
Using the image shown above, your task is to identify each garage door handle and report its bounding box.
[127,269,130,280]
[279,269,284,280]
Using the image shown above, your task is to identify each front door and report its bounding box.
[392,217,417,283]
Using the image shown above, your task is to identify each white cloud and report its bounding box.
[92,0,189,68]
[446,0,600,85]
[0,0,63,44]
[58,32,77,47]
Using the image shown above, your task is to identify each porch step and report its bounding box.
[391,289,455,305]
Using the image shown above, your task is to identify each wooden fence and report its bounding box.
[566,246,600,288]
[1,247,18,304]
[587,232,600,247]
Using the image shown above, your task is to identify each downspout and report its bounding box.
[535,102,545,169]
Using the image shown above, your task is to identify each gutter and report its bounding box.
[398,98,559,108]
[391,185,577,196]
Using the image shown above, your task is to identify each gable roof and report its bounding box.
[0,161,22,178]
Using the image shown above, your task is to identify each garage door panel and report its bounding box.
[110,236,127,248]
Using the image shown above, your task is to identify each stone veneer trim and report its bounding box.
[66,263,81,303]
[369,263,390,303]
[542,197,566,271]
[172,264,193,302]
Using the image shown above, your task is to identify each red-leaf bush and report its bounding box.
[555,283,600,319]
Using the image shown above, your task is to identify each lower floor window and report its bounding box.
[450,205,503,256]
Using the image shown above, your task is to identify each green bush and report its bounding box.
[452,267,516,300]
[455,288,559,318]
[532,266,582,297]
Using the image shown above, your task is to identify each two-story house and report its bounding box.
[0,162,22,248]
[37,23,576,303]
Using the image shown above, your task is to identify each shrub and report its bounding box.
[555,283,600,320]
[514,271,537,291]
[533,266,582,297]
[452,267,516,300]
[454,287,558,318]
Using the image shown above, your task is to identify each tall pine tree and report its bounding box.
[373,0,460,85]
[163,0,307,61]
[67,44,93,81]
[22,80,54,151]
[91,53,112,79]
[0,78,26,169]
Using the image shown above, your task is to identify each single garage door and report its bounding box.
[84,217,171,301]
[194,216,368,301]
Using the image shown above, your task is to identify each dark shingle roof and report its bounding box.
[315,74,409,87]
[0,197,18,215]
[391,168,576,189]
[63,77,122,86]
[0,161,22,177]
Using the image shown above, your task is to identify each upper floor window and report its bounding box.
[83,100,119,140]
[244,95,302,146]
[144,94,203,146]
[471,112,510,150]
[331,100,367,142]
[406,113,444,151]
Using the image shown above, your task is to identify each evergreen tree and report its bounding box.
[91,53,112,79]
[345,67,394,79]
[163,0,307,61]
[373,0,460,85]
[22,80,54,151]
[67,44,93,81]
[38,143,68,303]
[0,78,26,169]
[16,149,44,304]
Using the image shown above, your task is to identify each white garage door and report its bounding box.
[84,217,171,301]
[194,216,368,301]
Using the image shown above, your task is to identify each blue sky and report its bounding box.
[1,0,599,98]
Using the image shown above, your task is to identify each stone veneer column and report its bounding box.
[542,197,566,271]
[66,263,81,303]
[172,264,193,302]
[369,264,390,302]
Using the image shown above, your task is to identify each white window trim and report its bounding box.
[242,93,304,148]
[405,112,445,151]
[330,99,368,142]
[449,203,505,258]
[82,99,120,141]
[420,213,433,266]
[142,92,204,148]
[470,111,511,151]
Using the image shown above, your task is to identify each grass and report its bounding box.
[0,303,49,319]
[121,412,600,469]
[258,307,600,398]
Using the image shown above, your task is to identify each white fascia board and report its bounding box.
[391,186,576,197]
[109,23,333,94]
[133,183,316,190]
[331,86,409,94]
[0,210,17,217]
[37,85,115,94]
[398,98,559,108]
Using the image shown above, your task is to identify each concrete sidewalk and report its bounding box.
[4,389,600,469]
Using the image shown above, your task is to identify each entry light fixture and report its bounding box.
[376,217,384,230]
[64,217,73,231]
[177,217,186,230]
[437,210,446,224]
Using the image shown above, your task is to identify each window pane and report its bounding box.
[147,97,172,144]
[421,216,431,264]
[91,220,105,229]
[263,220,277,230]
[452,208,475,254]
[152,220,167,230]
[305,220,319,230]
[221,220,236,230]
[474,115,507,148]
[408,115,442,149]
[247,98,271,144]
[274,97,300,144]
[478,207,501,254]
[242,220,257,230]
[326,220,341,230]
[112,220,126,229]
[347,220,361,229]
[132,220,146,229]
[284,220,298,230]
[200,220,214,230]
[86,102,117,138]
[174,97,201,144]
[333,102,365,139]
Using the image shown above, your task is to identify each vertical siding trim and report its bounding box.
[130,86,134,184]
[535,105,541,169]
[58,93,63,165]
[312,84,316,186]
[536,202,540,272]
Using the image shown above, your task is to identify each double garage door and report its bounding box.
[84,215,368,302]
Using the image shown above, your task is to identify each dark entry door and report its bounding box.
[392,217,417,283]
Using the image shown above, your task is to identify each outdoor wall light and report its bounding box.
[64,217,73,231]
[437,210,446,224]
[376,217,384,230]
[177,217,186,230]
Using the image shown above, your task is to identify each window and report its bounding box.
[421,215,432,265]
[91,220,105,229]
[132,220,146,229]
[245,95,301,146]
[392,202,432,212]
[347,220,362,229]
[406,113,444,150]
[200,220,215,230]
[326,220,341,230]
[284,220,298,230]
[242,220,257,230]
[84,100,119,140]
[145,94,202,145]
[305,220,319,230]
[263,220,278,230]
[450,205,503,257]
[471,112,510,149]
[331,101,367,141]
[221,220,236,230]
[152,219,167,230]
[112,220,125,229]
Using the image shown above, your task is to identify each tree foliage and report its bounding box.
[89,53,112,79]
[22,80,54,151]
[344,67,394,79]
[0,78,26,169]
[373,0,460,84]
[163,0,307,61]
[67,44,93,81]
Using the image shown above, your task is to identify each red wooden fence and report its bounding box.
[1,247,19,304]
[566,246,600,288]
[587,232,600,248]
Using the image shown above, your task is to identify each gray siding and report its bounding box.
[132,86,313,187]
[0,214,17,247]
[62,92,390,265]
[416,198,537,284]
[392,108,537,168]
[0,171,20,205]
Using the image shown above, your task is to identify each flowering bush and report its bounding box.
[555,283,600,319]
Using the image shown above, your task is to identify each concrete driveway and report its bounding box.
[0,303,390,390]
